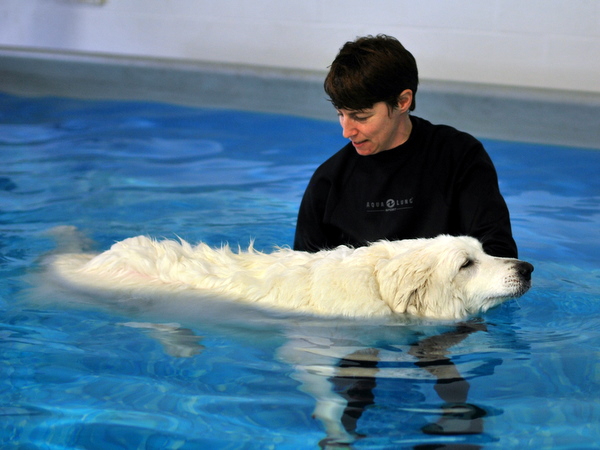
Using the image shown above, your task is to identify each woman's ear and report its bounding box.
[397,89,413,113]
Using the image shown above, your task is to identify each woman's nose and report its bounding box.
[340,118,357,139]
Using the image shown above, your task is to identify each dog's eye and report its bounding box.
[460,259,474,269]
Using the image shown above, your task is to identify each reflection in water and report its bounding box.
[411,322,488,437]
[326,321,495,449]
[328,354,378,446]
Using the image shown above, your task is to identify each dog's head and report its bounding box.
[374,235,533,320]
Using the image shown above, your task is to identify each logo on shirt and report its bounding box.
[366,197,414,213]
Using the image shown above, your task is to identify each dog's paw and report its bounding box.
[121,322,205,358]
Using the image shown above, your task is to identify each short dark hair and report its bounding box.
[324,34,419,112]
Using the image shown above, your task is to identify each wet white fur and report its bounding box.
[48,234,531,320]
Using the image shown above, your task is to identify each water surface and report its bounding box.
[1,93,599,449]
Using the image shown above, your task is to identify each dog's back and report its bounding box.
[48,236,394,317]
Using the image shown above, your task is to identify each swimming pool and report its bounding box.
[1,92,599,449]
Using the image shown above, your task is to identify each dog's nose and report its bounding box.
[516,261,534,281]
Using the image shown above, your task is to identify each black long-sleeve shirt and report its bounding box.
[294,116,517,258]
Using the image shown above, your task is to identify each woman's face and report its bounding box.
[336,92,412,156]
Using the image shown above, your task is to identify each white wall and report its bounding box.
[1,0,599,94]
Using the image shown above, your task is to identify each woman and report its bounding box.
[294,34,517,258]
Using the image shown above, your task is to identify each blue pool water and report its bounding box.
[1,92,599,449]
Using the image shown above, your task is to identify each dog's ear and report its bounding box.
[375,252,435,316]
[375,248,466,319]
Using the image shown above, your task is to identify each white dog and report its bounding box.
[38,228,534,445]
[47,233,533,320]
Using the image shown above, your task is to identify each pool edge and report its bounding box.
[1,46,599,150]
